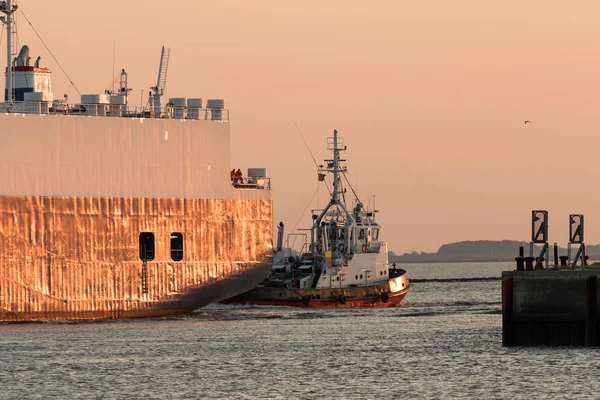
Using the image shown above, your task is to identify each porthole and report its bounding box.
[336,277,340,281]
[170,232,184,261]
[139,232,155,261]
[380,271,383,276]
[355,275,358,280]
[360,274,363,279]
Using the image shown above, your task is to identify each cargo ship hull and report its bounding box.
[0,114,272,321]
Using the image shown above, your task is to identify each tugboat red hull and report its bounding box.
[223,271,412,308]
[225,285,411,308]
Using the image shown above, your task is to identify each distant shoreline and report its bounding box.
[390,240,599,265]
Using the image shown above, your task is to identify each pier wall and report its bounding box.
[502,270,599,346]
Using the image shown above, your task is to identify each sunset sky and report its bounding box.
[13,1,600,253]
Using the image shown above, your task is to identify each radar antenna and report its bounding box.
[149,46,170,117]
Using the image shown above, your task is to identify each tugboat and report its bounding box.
[224,130,412,308]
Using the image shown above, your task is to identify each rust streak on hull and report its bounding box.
[0,195,272,322]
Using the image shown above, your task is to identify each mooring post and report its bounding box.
[554,243,558,268]
[525,257,535,271]
[560,256,569,267]
[515,257,525,271]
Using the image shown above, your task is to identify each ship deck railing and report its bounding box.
[232,177,271,190]
[0,101,230,122]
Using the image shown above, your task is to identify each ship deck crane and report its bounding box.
[149,46,170,117]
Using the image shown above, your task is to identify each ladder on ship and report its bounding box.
[142,260,149,294]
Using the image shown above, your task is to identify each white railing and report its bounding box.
[232,176,271,190]
[0,101,230,122]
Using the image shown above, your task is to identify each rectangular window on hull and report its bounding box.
[171,233,184,261]
[139,232,155,261]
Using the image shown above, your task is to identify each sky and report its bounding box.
[11,1,600,253]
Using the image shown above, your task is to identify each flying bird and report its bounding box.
[524,120,531,124]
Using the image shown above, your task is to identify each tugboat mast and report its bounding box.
[332,129,340,204]
[311,129,356,253]
[1,0,18,103]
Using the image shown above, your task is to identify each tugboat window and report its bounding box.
[170,232,184,261]
[139,232,155,261]
[358,229,365,240]
[373,228,379,240]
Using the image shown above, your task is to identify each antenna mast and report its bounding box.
[332,130,340,203]
[1,0,18,103]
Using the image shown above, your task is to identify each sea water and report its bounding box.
[1,262,598,399]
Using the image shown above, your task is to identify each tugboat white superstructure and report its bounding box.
[225,130,411,308]
[0,1,273,321]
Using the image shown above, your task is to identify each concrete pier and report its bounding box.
[502,270,599,346]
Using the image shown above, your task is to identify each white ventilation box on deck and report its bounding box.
[187,98,202,120]
[169,98,187,119]
[187,98,202,108]
[206,99,225,120]
[248,168,267,178]
[81,94,109,104]
[109,96,126,105]
[206,99,224,109]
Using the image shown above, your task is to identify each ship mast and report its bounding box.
[311,130,355,251]
[1,0,17,103]
[325,129,352,220]
[332,129,340,203]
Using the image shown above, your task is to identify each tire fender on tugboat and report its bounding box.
[361,244,367,253]
[302,296,311,306]
[380,292,389,303]
[338,294,347,305]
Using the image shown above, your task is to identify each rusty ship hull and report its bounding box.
[0,113,272,321]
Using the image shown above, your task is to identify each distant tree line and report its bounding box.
[389,240,600,263]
